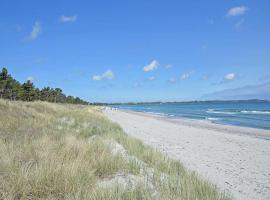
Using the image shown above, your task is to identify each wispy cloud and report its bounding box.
[259,74,270,81]
[92,70,114,81]
[208,19,214,25]
[16,25,22,32]
[59,15,77,23]
[202,75,209,80]
[34,57,47,64]
[165,64,173,69]
[148,76,156,81]
[180,71,194,80]
[133,82,142,88]
[201,44,208,50]
[143,60,159,72]
[235,18,245,29]
[202,82,270,100]
[100,83,114,90]
[227,6,248,17]
[168,77,176,83]
[27,21,41,41]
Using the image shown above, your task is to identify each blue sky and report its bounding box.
[1,0,270,102]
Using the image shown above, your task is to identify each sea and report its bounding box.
[111,100,270,130]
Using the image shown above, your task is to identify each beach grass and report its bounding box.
[0,99,230,199]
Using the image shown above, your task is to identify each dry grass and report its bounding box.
[0,100,230,199]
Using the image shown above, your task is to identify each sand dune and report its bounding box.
[104,108,270,200]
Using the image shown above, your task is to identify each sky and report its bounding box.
[1,0,270,102]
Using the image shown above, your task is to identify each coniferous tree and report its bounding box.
[35,88,41,101]
[0,67,89,104]
[54,88,65,103]
[0,68,21,100]
[0,68,9,99]
[21,80,36,101]
[10,79,22,101]
[40,87,51,101]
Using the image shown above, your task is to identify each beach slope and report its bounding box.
[105,108,270,200]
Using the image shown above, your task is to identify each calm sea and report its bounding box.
[112,101,270,130]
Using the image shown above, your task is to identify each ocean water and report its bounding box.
[112,101,270,130]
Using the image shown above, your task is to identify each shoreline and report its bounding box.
[104,107,270,200]
[115,108,270,140]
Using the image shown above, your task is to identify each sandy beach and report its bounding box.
[104,108,270,200]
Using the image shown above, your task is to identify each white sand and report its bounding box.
[104,108,270,200]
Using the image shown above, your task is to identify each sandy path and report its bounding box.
[104,109,270,200]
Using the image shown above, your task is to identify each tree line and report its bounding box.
[0,67,89,105]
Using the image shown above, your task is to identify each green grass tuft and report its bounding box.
[0,99,230,199]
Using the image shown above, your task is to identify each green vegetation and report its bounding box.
[0,100,230,199]
[0,67,88,104]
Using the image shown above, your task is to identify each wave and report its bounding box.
[240,110,270,115]
[146,112,176,118]
[206,117,220,121]
[145,111,166,116]
[206,109,236,115]
[206,109,270,115]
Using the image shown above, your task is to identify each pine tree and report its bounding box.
[40,87,51,101]
[21,80,36,101]
[0,68,9,98]
[0,67,89,104]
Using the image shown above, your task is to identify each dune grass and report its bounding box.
[0,100,230,199]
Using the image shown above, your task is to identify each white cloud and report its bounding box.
[180,71,193,80]
[227,6,248,17]
[34,58,46,64]
[143,60,159,72]
[165,64,173,69]
[133,82,142,88]
[27,76,34,82]
[202,75,209,80]
[148,76,156,81]
[59,15,78,23]
[214,73,237,85]
[92,70,114,81]
[235,18,245,29]
[29,21,41,40]
[168,77,176,83]
[224,73,236,81]
[180,74,189,80]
